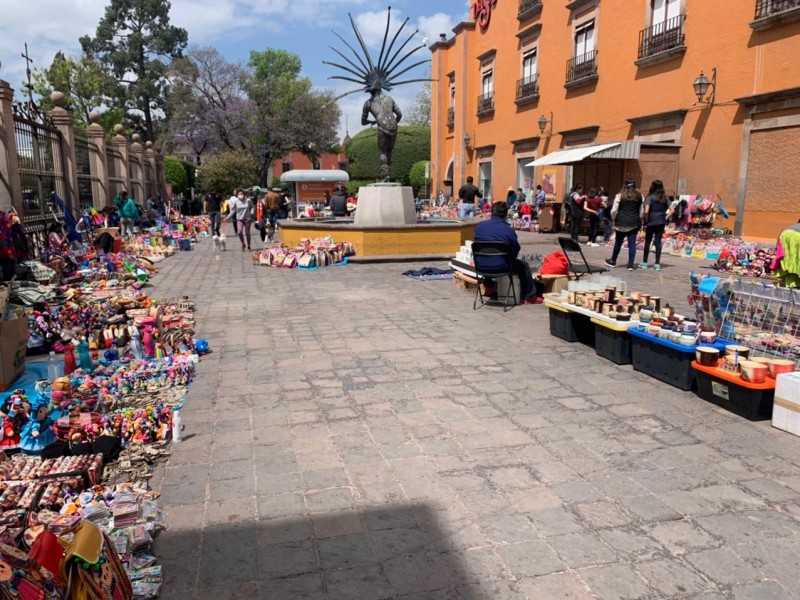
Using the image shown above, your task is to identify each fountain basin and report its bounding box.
[279,218,476,261]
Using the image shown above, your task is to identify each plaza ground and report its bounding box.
[153,227,800,600]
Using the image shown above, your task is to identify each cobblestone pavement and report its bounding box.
[153,226,800,600]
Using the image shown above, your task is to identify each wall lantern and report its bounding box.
[693,68,716,104]
[538,112,553,135]
[463,134,472,148]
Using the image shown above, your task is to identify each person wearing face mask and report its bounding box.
[228,190,239,234]
[224,189,255,251]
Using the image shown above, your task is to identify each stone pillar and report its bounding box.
[154,149,165,201]
[0,80,22,213]
[129,133,144,201]
[48,91,80,213]
[110,124,129,197]
[85,111,109,208]
[144,141,157,199]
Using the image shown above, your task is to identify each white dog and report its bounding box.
[218,234,226,251]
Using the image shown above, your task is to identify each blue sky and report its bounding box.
[0,0,468,140]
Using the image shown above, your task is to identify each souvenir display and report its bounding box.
[255,236,355,269]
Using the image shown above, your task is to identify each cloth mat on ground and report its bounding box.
[403,267,455,281]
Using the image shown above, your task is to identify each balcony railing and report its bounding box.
[515,75,540,103]
[518,0,543,19]
[565,51,598,86]
[755,0,799,19]
[447,106,455,128]
[638,14,686,59]
[477,92,495,116]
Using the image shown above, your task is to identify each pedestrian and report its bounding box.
[206,190,223,237]
[191,196,202,216]
[517,187,526,205]
[605,179,644,271]
[180,196,191,216]
[584,187,603,247]
[506,187,518,213]
[534,184,546,219]
[278,189,291,220]
[119,191,139,238]
[640,179,671,271]
[265,188,280,227]
[562,186,575,230]
[330,186,348,217]
[228,190,239,234]
[569,183,585,243]
[224,189,254,251]
[458,176,482,218]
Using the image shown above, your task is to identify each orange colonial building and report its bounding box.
[430,0,800,239]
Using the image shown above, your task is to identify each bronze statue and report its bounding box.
[325,8,431,182]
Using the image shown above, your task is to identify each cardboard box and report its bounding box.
[0,316,27,392]
[773,372,800,436]
[94,228,123,253]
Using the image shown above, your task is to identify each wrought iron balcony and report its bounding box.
[477,92,495,116]
[638,15,686,60]
[447,106,455,128]
[565,51,598,87]
[518,0,543,20]
[755,0,799,19]
[515,75,540,105]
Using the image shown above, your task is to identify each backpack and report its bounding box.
[562,191,574,209]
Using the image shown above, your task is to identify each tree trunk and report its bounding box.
[144,101,154,141]
[258,153,272,187]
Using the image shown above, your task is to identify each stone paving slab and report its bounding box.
[152,224,800,599]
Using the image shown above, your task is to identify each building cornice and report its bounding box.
[627,109,688,125]
[516,23,543,40]
[558,125,599,138]
[430,38,455,51]
[452,21,476,35]
[476,49,497,62]
[566,0,598,11]
[734,86,800,107]
[511,136,541,147]
[475,144,496,153]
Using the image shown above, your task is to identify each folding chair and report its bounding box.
[558,237,608,280]
[472,241,517,312]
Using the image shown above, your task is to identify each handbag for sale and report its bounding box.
[0,542,64,598]
[59,521,132,600]
[297,253,316,268]
[282,253,298,268]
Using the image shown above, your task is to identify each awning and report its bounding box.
[280,169,349,183]
[526,142,623,167]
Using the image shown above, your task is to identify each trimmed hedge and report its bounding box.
[345,126,430,185]
[164,156,188,194]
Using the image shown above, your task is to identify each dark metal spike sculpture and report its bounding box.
[329,75,370,85]
[327,46,367,78]
[384,77,435,87]
[375,7,394,77]
[383,57,430,82]
[348,13,376,73]
[378,16,410,74]
[322,60,366,81]
[380,29,422,78]
[331,30,371,75]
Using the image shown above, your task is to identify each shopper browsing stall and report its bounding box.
[584,188,603,247]
[605,179,644,271]
[640,180,672,271]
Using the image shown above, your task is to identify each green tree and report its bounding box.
[345,126,430,185]
[164,156,188,194]
[405,81,431,127]
[80,0,188,140]
[409,160,432,192]
[32,52,110,127]
[246,49,340,185]
[197,150,258,195]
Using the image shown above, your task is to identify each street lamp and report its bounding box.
[693,68,716,104]
[538,112,553,135]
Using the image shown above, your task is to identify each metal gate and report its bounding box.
[13,115,67,256]
[75,134,98,210]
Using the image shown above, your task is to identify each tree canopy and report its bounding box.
[197,150,258,195]
[32,52,110,127]
[80,0,188,140]
[345,126,430,185]
[405,81,431,127]
[163,156,188,194]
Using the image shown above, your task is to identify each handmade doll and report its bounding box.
[0,392,28,451]
[18,398,57,455]
[128,325,144,360]
[142,324,155,358]
[76,338,93,372]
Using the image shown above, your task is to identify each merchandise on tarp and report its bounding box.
[255,237,355,269]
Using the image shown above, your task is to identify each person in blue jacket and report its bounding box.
[474,201,543,304]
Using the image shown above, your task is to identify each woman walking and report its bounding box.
[640,180,671,271]
[569,183,585,243]
[225,189,254,251]
[584,187,603,246]
[605,179,644,271]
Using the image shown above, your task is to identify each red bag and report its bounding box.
[541,251,569,275]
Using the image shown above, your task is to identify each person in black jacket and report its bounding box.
[330,187,348,217]
[458,176,483,218]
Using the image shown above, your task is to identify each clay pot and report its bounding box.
[696,347,720,366]
[699,332,718,345]
[725,345,750,360]
[740,360,768,384]
[768,359,795,378]
[679,334,696,346]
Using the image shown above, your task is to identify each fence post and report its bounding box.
[0,80,22,213]
[48,92,80,213]
[145,141,157,199]
[110,124,129,197]
[130,133,144,201]
[85,111,109,208]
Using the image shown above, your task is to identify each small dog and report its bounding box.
[218,234,226,251]
[266,223,275,242]
[212,235,220,251]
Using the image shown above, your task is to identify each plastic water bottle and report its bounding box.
[172,410,182,443]
[47,351,62,382]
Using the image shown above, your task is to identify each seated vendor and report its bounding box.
[474,201,543,305]
[48,222,67,253]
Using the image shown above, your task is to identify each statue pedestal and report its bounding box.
[354,183,416,226]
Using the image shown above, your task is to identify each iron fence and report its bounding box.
[638,14,686,59]
[518,0,542,17]
[477,92,495,116]
[566,50,598,85]
[75,134,97,210]
[13,116,67,223]
[755,0,799,18]
[516,74,540,101]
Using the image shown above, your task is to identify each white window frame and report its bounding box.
[521,49,537,83]
[574,20,595,61]
[651,0,681,28]
[482,69,494,97]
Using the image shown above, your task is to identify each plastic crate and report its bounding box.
[593,319,632,365]
[549,306,579,342]
[693,361,774,421]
